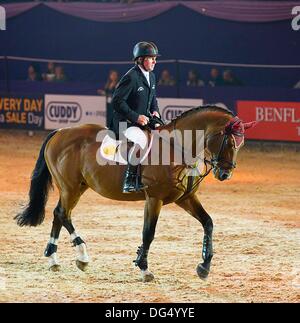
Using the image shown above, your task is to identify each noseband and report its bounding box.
[210,134,236,170]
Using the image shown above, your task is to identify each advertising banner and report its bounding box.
[45,94,106,130]
[237,100,300,142]
[0,94,44,129]
[157,98,203,124]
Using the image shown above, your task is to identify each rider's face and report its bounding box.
[143,56,157,71]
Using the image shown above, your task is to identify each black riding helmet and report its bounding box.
[133,41,160,61]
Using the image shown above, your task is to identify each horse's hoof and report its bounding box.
[196,264,209,280]
[141,270,154,282]
[49,264,61,272]
[76,260,89,272]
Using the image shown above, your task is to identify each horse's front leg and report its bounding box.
[176,194,213,280]
[134,197,162,282]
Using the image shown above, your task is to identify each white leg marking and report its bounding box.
[48,252,59,268]
[49,237,58,245]
[70,232,89,263]
[70,232,79,241]
[76,243,89,263]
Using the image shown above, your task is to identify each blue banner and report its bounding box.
[0,94,44,129]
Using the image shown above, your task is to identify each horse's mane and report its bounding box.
[171,104,235,123]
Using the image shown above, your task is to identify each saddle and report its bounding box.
[100,116,165,165]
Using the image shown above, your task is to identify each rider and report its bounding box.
[111,41,161,193]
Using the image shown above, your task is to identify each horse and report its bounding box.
[15,105,256,282]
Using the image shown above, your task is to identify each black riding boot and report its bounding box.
[122,164,144,193]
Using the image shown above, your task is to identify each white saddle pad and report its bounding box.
[123,126,148,149]
[99,127,152,165]
[99,134,127,164]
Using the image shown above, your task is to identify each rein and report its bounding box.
[172,117,213,199]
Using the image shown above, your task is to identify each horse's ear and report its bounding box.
[243,121,257,130]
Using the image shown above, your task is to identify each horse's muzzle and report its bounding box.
[213,167,232,181]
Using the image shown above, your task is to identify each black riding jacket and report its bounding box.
[111,65,159,135]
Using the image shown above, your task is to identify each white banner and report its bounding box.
[45,94,106,130]
[157,98,203,124]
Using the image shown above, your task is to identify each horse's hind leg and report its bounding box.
[176,194,213,280]
[44,184,89,272]
[58,188,90,271]
[44,200,63,271]
[134,197,163,282]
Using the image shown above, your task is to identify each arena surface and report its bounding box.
[0,130,299,303]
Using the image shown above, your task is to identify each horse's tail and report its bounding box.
[15,130,58,227]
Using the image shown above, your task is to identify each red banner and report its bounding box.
[237,101,300,142]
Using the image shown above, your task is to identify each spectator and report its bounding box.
[53,66,67,82]
[97,70,119,97]
[222,69,243,86]
[42,61,56,82]
[158,69,176,86]
[27,64,42,82]
[208,67,223,87]
[98,70,120,129]
[186,69,205,87]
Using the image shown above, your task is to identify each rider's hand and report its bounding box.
[137,115,149,126]
[151,111,160,118]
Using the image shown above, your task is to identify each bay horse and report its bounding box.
[15,105,256,282]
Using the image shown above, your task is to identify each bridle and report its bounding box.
[173,116,244,174]
[209,132,237,170]
[167,116,245,198]
[208,116,245,171]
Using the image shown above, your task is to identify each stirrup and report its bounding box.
[122,181,145,193]
[122,173,145,193]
